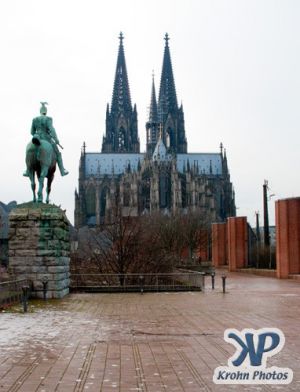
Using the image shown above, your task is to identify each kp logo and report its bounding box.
[213,328,293,384]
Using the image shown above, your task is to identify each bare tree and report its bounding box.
[180,209,212,262]
[140,212,185,267]
[72,207,214,284]
[83,209,143,284]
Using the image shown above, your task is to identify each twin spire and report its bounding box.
[103,32,186,154]
[111,31,178,120]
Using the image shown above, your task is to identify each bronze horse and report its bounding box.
[25,134,57,203]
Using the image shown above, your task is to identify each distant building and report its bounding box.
[0,201,17,266]
[256,226,276,246]
[75,33,236,227]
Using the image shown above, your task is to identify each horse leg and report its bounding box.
[37,177,44,203]
[29,171,36,202]
[37,167,48,203]
[46,168,55,204]
[46,177,51,204]
[46,181,50,204]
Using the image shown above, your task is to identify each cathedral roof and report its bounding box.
[84,152,222,176]
[85,153,144,176]
[177,153,222,175]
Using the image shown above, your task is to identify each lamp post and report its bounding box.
[22,286,29,312]
[42,277,48,301]
[211,272,215,290]
[221,275,227,294]
[263,181,275,269]
[139,275,144,294]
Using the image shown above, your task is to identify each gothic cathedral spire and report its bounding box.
[156,33,187,154]
[102,32,140,153]
[158,33,178,118]
[111,32,132,113]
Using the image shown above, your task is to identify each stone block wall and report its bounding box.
[276,197,300,279]
[8,202,70,298]
[227,216,248,272]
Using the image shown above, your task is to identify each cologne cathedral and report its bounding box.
[74,33,236,228]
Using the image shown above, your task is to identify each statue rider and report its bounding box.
[23,102,68,177]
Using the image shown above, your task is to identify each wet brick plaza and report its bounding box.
[0,271,300,392]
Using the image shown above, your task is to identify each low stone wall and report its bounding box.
[235,268,277,278]
[288,274,300,281]
[8,203,70,299]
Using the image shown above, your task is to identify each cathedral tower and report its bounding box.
[102,33,140,153]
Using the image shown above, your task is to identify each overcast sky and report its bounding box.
[0,0,299,226]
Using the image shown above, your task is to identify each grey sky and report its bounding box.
[0,0,299,226]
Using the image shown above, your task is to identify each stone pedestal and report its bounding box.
[276,197,300,279]
[8,203,70,298]
[227,217,248,272]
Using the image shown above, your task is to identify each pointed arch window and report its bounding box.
[141,172,151,212]
[86,186,96,218]
[123,183,130,207]
[181,177,187,208]
[118,127,126,151]
[166,130,170,148]
[166,127,175,149]
[159,172,171,209]
[100,187,109,218]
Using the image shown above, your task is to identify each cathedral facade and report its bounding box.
[74,33,236,228]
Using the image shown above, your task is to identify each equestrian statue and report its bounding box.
[24,102,68,203]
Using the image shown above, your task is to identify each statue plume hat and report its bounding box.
[40,102,48,115]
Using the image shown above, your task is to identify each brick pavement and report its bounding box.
[0,270,300,391]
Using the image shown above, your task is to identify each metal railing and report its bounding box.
[70,272,205,293]
[0,279,31,308]
[176,264,215,275]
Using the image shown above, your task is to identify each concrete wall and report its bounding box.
[212,222,227,267]
[227,217,248,271]
[276,197,300,279]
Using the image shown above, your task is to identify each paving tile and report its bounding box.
[0,270,299,391]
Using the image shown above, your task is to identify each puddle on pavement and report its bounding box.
[1,298,66,314]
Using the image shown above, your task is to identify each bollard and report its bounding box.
[22,286,29,313]
[42,279,48,301]
[211,272,215,290]
[139,275,144,295]
[222,275,227,293]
